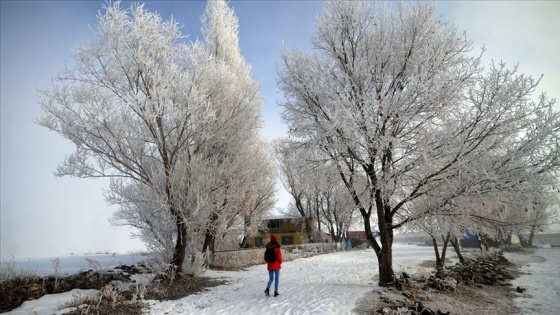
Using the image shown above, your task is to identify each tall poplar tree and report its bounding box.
[38,0,275,273]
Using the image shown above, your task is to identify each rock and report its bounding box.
[417,293,431,301]
[420,307,434,315]
[371,252,517,314]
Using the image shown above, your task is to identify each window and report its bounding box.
[352,234,362,240]
[268,220,280,229]
[282,236,294,245]
[255,238,263,247]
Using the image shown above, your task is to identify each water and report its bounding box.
[512,248,560,314]
[6,253,146,276]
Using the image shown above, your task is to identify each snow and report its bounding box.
[510,248,560,314]
[4,245,559,314]
[6,289,97,315]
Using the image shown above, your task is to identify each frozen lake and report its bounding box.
[7,253,147,276]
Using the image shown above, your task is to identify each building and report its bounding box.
[347,231,368,247]
[248,215,310,247]
[459,233,480,248]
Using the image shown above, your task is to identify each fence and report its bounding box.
[523,233,560,246]
[211,242,341,270]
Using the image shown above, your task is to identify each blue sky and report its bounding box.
[1,0,559,259]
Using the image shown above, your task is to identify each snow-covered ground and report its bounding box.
[510,247,560,314]
[3,245,559,314]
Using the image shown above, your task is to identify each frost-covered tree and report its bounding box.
[406,141,559,264]
[504,179,559,247]
[38,1,273,273]
[316,166,357,242]
[202,0,250,79]
[523,197,558,247]
[276,137,358,242]
[275,139,319,240]
[237,138,278,248]
[198,0,275,258]
[278,0,560,284]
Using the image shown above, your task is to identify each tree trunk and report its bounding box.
[518,233,528,247]
[341,166,394,285]
[365,228,395,285]
[240,235,248,248]
[317,216,322,241]
[166,156,186,273]
[478,235,488,252]
[329,226,337,242]
[361,204,395,284]
[431,236,442,267]
[209,234,216,263]
[439,233,451,267]
[377,230,395,285]
[240,216,250,248]
[304,217,315,242]
[202,232,211,253]
[171,216,187,273]
[316,195,322,241]
[202,231,216,264]
[369,204,395,285]
[294,197,315,242]
[528,225,537,247]
[450,236,464,264]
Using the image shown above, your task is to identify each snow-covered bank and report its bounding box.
[511,248,560,314]
[4,289,97,315]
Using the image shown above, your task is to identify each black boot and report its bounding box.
[274,291,279,297]
[264,288,270,297]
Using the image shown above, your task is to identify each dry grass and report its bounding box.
[0,257,38,282]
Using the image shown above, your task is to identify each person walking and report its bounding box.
[264,235,282,297]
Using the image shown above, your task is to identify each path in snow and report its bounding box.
[145,245,435,315]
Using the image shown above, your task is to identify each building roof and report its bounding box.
[262,214,304,221]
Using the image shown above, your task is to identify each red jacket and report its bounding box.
[264,243,282,270]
